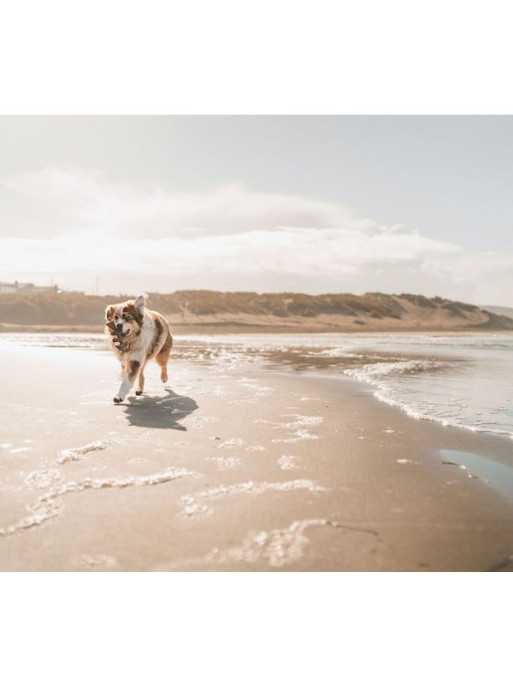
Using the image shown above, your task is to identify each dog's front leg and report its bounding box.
[113,359,141,404]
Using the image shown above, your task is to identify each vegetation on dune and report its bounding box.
[150,291,403,319]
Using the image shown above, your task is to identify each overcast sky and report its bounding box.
[0,116,512,304]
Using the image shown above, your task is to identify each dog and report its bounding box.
[104,295,173,403]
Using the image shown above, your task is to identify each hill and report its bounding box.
[1,290,512,334]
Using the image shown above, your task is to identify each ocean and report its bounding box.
[5,331,513,441]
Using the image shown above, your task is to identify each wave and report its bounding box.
[344,358,513,440]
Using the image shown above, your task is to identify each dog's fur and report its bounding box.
[105,295,173,403]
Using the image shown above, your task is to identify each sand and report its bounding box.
[1,337,513,571]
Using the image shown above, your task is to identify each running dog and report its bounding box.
[104,295,173,403]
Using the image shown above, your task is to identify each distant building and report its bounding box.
[0,281,60,295]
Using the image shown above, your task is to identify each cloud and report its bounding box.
[0,166,511,304]
[0,166,413,239]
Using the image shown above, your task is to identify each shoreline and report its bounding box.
[2,324,513,336]
[1,338,513,571]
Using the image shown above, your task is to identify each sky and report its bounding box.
[0,115,512,304]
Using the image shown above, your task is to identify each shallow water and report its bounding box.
[4,331,513,440]
[440,450,513,503]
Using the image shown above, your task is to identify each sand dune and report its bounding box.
[1,290,512,334]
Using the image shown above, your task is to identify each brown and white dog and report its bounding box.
[105,295,173,403]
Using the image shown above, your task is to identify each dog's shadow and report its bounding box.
[122,388,198,430]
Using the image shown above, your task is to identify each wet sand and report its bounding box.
[1,338,513,571]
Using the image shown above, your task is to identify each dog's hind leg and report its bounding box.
[156,344,171,384]
[156,330,172,384]
[135,362,147,396]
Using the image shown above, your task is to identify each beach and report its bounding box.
[1,334,513,571]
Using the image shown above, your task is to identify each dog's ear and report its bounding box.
[105,305,115,321]
[134,295,145,315]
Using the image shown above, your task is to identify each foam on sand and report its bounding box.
[164,519,340,569]
[278,455,298,470]
[57,439,109,464]
[0,467,201,538]
[205,456,241,470]
[217,438,245,449]
[24,469,62,489]
[259,413,323,444]
[178,479,325,519]
[206,519,338,567]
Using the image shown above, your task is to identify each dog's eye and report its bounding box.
[125,316,132,322]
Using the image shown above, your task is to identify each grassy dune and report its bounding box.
[0,290,512,333]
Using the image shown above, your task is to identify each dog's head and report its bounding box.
[105,295,145,342]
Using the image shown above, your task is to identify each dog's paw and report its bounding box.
[113,396,123,404]
[135,390,143,396]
